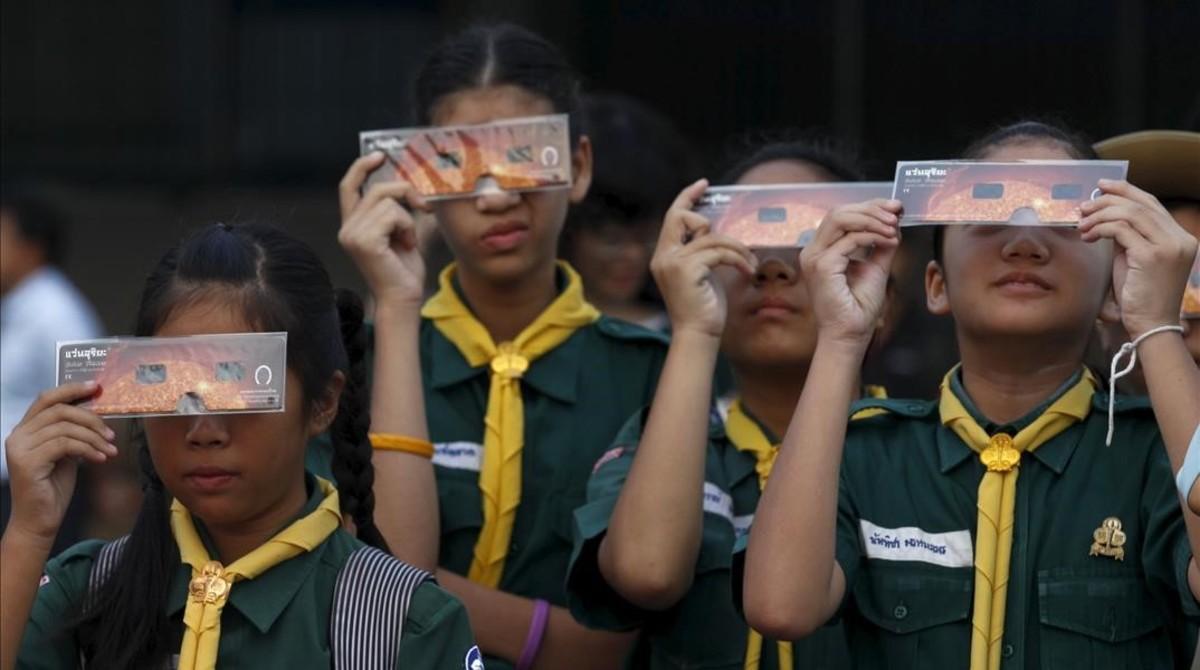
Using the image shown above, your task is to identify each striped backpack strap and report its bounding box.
[330,546,433,670]
[84,535,130,612]
[79,536,131,668]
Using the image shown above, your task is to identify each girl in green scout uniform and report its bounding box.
[338,23,666,670]
[745,121,1200,669]
[565,140,888,669]
[0,223,476,669]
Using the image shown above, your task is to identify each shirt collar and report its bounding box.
[717,396,779,489]
[166,474,335,633]
[938,367,1088,475]
[426,270,585,404]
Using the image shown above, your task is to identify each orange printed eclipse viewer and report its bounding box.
[893,160,1129,226]
[56,332,287,418]
[359,114,572,200]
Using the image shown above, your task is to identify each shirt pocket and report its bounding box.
[1037,566,1169,670]
[435,466,483,571]
[854,563,973,668]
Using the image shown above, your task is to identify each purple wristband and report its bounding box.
[516,599,551,670]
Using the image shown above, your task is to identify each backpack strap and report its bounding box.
[84,535,130,613]
[79,536,131,668]
[331,546,433,670]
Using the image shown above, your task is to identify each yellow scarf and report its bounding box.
[727,385,886,670]
[724,398,794,670]
[421,261,600,587]
[169,476,342,670]
[939,367,1096,670]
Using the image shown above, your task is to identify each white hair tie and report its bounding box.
[1107,324,1186,446]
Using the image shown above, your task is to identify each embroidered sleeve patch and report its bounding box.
[733,514,754,541]
[859,520,973,568]
[465,645,484,670]
[432,442,483,472]
[702,482,734,524]
[592,446,626,473]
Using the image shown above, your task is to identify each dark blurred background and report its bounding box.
[3,0,1199,387]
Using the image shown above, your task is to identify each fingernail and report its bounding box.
[1098,178,1114,186]
[104,427,116,440]
[84,380,98,388]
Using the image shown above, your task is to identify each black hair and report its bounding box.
[933,119,1098,266]
[414,23,583,147]
[74,223,386,667]
[721,132,867,185]
[0,185,68,266]
[563,92,698,246]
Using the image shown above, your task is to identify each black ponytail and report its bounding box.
[72,223,389,664]
[329,289,389,552]
[414,23,584,147]
[76,434,179,668]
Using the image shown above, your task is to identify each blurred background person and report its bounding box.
[0,186,102,551]
[562,92,701,330]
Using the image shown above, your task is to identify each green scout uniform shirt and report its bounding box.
[18,475,476,670]
[825,372,1200,670]
[422,313,667,670]
[568,401,851,669]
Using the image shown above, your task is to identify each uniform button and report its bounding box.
[1002,643,1015,658]
[892,604,908,620]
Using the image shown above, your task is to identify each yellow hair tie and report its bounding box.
[369,433,434,459]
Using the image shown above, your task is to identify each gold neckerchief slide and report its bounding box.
[170,477,342,670]
[421,261,599,587]
[939,367,1096,670]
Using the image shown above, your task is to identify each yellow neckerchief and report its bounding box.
[169,476,342,670]
[724,398,794,670]
[421,261,600,587]
[727,385,887,670]
[939,366,1096,670]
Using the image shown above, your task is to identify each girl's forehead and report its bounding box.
[430,85,555,128]
[156,297,255,337]
[736,160,833,186]
[978,141,1075,161]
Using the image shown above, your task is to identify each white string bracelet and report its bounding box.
[1107,324,1186,446]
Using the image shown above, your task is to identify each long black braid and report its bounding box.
[329,289,389,552]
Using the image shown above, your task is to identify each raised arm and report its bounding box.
[598,179,756,609]
[338,152,438,570]
[743,200,901,638]
[1078,179,1200,597]
[1,383,116,670]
